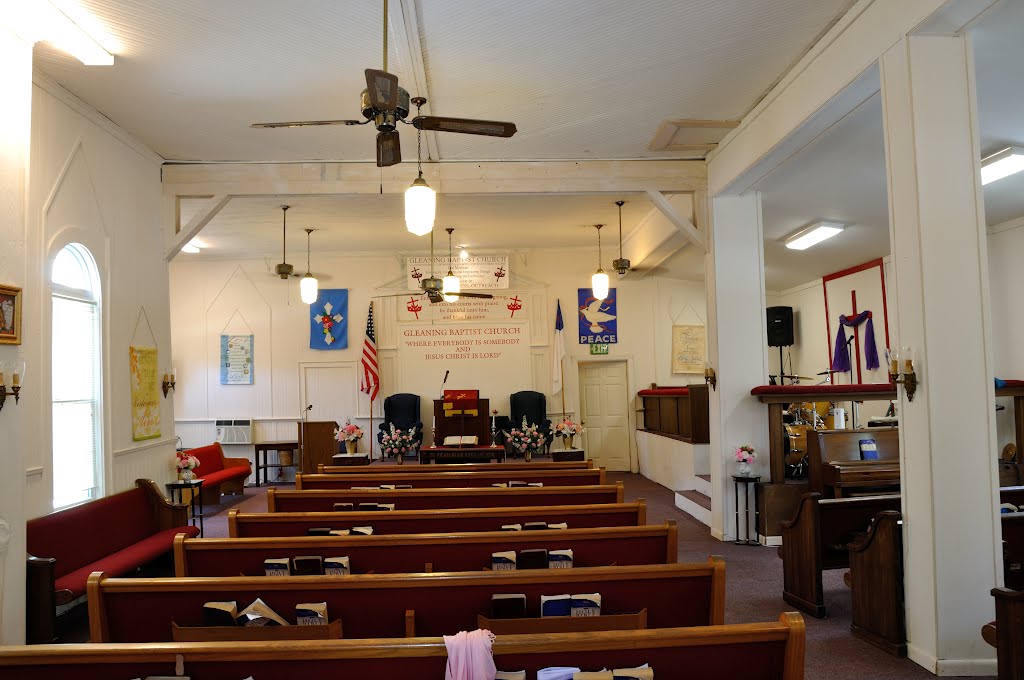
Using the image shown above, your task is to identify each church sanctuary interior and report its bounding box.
[3,0,1024,678]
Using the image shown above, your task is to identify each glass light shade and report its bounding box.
[442,273,460,303]
[591,270,610,300]
[405,176,436,236]
[300,274,319,304]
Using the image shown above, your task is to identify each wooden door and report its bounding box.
[578,361,631,471]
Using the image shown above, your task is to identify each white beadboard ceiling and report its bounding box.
[32,0,854,163]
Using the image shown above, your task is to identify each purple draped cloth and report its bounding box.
[831,310,879,373]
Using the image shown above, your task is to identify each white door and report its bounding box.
[578,361,631,471]
[300,362,358,425]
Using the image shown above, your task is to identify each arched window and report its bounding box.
[51,243,102,509]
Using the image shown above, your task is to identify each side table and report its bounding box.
[166,479,204,537]
[732,475,761,546]
[253,440,299,486]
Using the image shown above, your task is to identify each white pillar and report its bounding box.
[706,193,770,540]
[881,34,999,675]
[0,25,32,644]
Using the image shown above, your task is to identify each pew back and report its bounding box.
[810,494,902,570]
[1002,512,1024,589]
[807,428,899,496]
[318,460,594,473]
[175,523,677,577]
[87,561,726,643]
[229,501,646,537]
[0,614,805,680]
[267,482,624,512]
[295,467,605,490]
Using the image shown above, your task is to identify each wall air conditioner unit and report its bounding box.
[215,419,252,445]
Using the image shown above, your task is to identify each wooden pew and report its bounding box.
[229,500,647,537]
[318,460,594,473]
[267,482,624,512]
[0,613,805,680]
[778,492,901,617]
[86,561,725,643]
[295,467,606,490]
[174,522,678,577]
[806,427,900,498]
[988,588,1024,680]
[1002,511,1024,589]
[847,510,905,656]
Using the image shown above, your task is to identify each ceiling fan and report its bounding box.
[376,228,493,304]
[250,0,517,167]
[267,205,331,281]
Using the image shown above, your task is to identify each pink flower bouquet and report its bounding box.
[334,419,365,443]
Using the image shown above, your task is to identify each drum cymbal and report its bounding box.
[817,370,841,375]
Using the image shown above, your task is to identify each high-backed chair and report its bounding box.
[509,390,554,453]
[377,393,424,454]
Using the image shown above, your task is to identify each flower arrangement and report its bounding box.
[735,445,757,464]
[554,418,584,436]
[334,420,364,443]
[176,451,200,480]
[381,424,417,462]
[508,416,545,460]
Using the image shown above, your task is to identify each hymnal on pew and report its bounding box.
[523,521,548,531]
[548,549,573,568]
[612,666,654,679]
[306,527,332,536]
[548,522,568,530]
[541,594,571,617]
[491,593,527,619]
[571,593,601,617]
[859,438,879,460]
[492,551,517,571]
[350,526,373,535]
[495,672,527,680]
[501,524,522,531]
[518,548,548,569]
[325,556,350,575]
[333,503,354,511]
[329,529,350,536]
[295,602,328,626]
[237,598,289,627]
[264,558,290,576]
[202,601,238,627]
[292,555,324,576]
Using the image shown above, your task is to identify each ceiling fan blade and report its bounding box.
[376,130,401,167]
[365,69,400,110]
[373,292,424,299]
[413,116,516,138]
[452,292,494,299]
[251,119,367,128]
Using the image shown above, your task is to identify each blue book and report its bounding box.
[541,594,571,617]
[859,439,879,460]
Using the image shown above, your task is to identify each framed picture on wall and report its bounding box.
[0,284,22,345]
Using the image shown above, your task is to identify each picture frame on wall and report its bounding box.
[0,284,22,345]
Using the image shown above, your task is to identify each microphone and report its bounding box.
[443,370,450,384]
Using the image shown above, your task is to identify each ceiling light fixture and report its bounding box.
[981,146,1024,186]
[404,98,436,236]
[4,0,114,65]
[442,227,460,302]
[459,246,470,261]
[180,240,201,254]
[274,205,294,279]
[612,200,630,275]
[785,221,844,251]
[300,228,319,304]
[591,224,610,300]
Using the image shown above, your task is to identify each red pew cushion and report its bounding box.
[200,466,249,486]
[750,383,895,397]
[189,443,226,474]
[638,387,690,396]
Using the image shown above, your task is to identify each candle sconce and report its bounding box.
[888,348,918,402]
[161,368,176,398]
[0,362,25,413]
[704,365,717,391]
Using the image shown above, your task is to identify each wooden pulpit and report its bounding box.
[433,398,490,446]
[298,420,339,474]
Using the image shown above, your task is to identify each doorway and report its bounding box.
[578,360,631,471]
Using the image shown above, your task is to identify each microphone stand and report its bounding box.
[431,371,449,449]
[299,404,312,476]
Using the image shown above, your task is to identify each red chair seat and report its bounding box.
[54,526,198,599]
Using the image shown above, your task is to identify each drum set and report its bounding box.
[776,369,845,479]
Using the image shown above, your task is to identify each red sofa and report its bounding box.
[189,442,251,504]
[26,479,198,644]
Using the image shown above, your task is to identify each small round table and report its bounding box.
[166,478,204,537]
[732,475,761,546]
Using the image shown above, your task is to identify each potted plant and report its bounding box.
[175,451,200,480]
[508,417,544,462]
[553,418,584,449]
[335,420,364,454]
[735,445,757,477]
[380,423,417,465]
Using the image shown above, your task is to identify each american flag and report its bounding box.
[360,302,379,401]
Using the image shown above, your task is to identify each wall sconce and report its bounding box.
[888,348,917,402]
[0,361,25,413]
[704,365,717,391]
[162,367,176,398]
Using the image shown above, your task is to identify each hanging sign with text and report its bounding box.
[398,291,529,323]
[129,345,161,441]
[578,288,618,344]
[405,254,510,290]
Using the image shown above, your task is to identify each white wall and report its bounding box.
[24,78,173,520]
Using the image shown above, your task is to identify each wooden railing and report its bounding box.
[638,385,710,444]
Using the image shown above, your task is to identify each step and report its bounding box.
[693,474,711,496]
[675,489,711,526]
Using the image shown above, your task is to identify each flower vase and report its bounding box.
[179,468,194,481]
[396,452,404,465]
[564,434,575,450]
[346,440,357,454]
[737,461,752,477]
[525,448,532,462]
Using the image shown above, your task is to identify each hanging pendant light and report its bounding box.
[591,224,610,300]
[612,200,631,275]
[405,97,436,236]
[300,228,319,304]
[442,227,460,302]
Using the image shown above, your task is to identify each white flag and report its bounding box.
[552,301,566,394]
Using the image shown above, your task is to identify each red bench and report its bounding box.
[189,442,251,504]
[26,479,198,644]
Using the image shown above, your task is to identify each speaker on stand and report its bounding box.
[766,306,794,385]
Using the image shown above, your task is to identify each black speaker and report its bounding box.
[766,306,794,347]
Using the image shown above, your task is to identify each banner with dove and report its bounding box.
[310,289,349,349]
[577,288,618,344]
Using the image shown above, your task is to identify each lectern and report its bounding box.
[298,420,339,474]
[433,398,490,445]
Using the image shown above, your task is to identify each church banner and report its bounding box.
[405,254,510,290]
[310,289,349,349]
[578,288,618,344]
[129,345,160,441]
[398,291,529,323]
[671,324,705,373]
[220,334,254,384]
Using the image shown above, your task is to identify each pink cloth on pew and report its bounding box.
[444,628,496,680]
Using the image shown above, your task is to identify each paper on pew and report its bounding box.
[537,668,581,680]
[573,672,613,680]
[612,666,653,680]
[237,598,289,626]
[548,522,568,529]
[495,672,526,680]
[350,526,373,535]
[501,523,522,531]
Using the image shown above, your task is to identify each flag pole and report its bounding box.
[560,360,566,420]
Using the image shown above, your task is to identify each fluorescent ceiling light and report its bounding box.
[785,221,844,250]
[4,0,114,65]
[981,147,1024,186]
